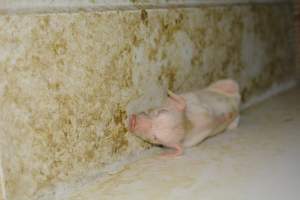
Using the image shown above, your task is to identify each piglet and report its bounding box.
[128,79,240,158]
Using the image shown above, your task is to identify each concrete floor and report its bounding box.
[66,86,300,200]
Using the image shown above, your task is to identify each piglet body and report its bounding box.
[129,79,240,157]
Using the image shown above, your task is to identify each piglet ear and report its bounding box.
[167,90,186,111]
[208,79,239,95]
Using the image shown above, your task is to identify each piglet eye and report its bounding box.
[140,111,147,116]
[158,109,168,115]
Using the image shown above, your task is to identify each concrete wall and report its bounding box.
[0,0,292,13]
[0,2,296,200]
[294,0,300,78]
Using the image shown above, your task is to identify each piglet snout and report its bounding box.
[128,114,137,132]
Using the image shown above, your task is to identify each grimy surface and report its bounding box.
[66,86,300,200]
[0,5,296,199]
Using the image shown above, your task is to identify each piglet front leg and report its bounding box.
[158,143,183,158]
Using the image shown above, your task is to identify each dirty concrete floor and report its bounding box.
[67,86,300,200]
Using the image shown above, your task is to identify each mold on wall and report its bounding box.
[0,4,296,200]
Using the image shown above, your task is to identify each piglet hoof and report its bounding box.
[158,145,183,159]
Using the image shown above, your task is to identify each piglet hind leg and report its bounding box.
[227,115,240,130]
[159,144,183,159]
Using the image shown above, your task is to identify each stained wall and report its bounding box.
[0,4,296,200]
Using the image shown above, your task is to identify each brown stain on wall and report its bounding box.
[174,7,245,92]
[158,66,177,91]
[140,9,148,26]
[110,105,129,154]
[160,12,185,43]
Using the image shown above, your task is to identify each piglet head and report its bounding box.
[128,90,186,145]
[128,110,159,143]
[129,112,152,135]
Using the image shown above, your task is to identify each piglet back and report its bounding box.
[208,79,240,104]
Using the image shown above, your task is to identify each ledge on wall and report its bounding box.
[0,0,292,14]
